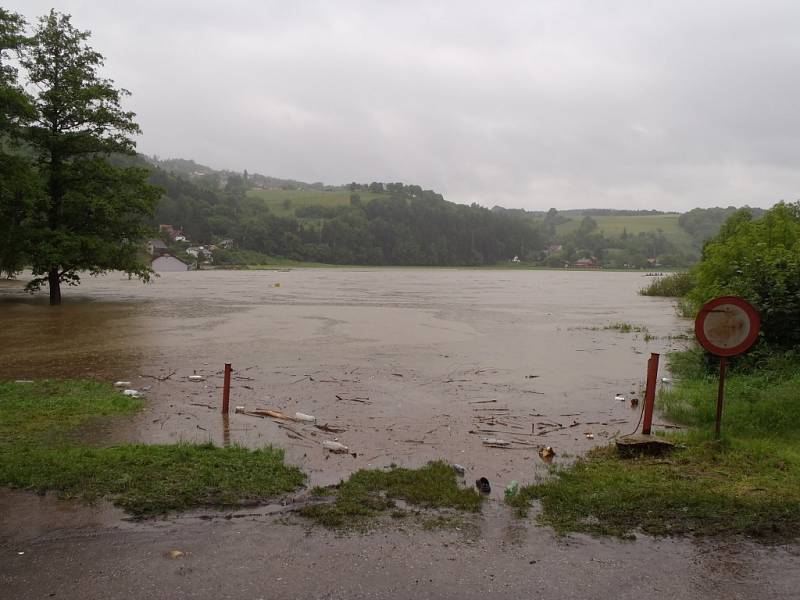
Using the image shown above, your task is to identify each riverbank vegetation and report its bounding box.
[639,271,694,297]
[508,202,800,541]
[300,461,484,529]
[506,351,800,539]
[0,380,305,516]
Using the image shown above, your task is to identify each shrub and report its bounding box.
[688,202,800,349]
[639,271,694,297]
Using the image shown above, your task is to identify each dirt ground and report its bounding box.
[1,268,798,599]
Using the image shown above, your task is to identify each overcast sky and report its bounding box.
[8,1,800,211]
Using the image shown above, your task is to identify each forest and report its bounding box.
[145,157,754,269]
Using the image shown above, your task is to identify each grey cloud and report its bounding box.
[8,0,800,210]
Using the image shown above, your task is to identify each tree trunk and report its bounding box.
[48,268,61,305]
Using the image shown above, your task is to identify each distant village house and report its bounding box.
[572,257,599,269]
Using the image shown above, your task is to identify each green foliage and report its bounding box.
[0,380,305,516]
[299,461,484,528]
[2,11,160,302]
[639,271,695,297]
[689,202,800,348]
[247,188,385,217]
[0,9,36,278]
[660,351,800,438]
[679,206,765,248]
[151,169,546,267]
[510,442,799,539]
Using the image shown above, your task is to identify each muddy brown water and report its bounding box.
[1,268,688,488]
[3,269,798,599]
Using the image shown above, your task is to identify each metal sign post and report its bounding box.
[694,296,760,440]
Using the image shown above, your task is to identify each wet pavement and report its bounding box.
[2,491,798,600]
[2,268,797,598]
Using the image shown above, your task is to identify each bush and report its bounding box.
[688,202,800,349]
[639,271,694,297]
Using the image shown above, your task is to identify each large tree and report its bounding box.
[0,9,36,278]
[17,10,159,304]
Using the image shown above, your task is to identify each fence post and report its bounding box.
[641,353,660,435]
[222,363,232,414]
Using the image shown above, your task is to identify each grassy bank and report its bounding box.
[507,351,800,540]
[300,461,484,528]
[639,271,694,297]
[0,380,305,516]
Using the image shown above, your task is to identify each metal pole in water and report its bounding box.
[715,357,727,440]
[222,363,232,414]
[641,352,660,435]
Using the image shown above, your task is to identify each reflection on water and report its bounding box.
[0,300,154,379]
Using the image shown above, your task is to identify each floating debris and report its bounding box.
[452,463,466,476]
[482,438,511,448]
[614,394,625,401]
[475,477,491,494]
[188,375,205,382]
[538,446,556,461]
[294,412,316,423]
[322,440,349,453]
[113,381,132,388]
[315,423,346,434]
[122,389,141,398]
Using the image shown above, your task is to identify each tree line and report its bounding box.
[147,165,546,266]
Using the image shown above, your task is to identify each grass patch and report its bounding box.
[507,351,800,541]
[605,322,649,334]
[246,188,388,217]
[572,322,650,334]
[299,461,484,528]
[0,380,305,516]
[639,271,695,297]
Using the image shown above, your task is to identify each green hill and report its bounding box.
[555,213,694,246]
[247,188,388,217]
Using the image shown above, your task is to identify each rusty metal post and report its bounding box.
[714,357,727,440]
[222,363,232,414]
[641,353,660,435]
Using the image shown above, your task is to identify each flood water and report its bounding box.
[5,269,800,600]
[0,268,688,487]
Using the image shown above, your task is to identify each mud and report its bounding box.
[3,268,797,598]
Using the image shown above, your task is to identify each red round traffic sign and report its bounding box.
[694,296,760,357]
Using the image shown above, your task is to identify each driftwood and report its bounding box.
[140,369,177,381]
[335,394,371,404]
[314,423,346,433]
[252,409,297,421]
